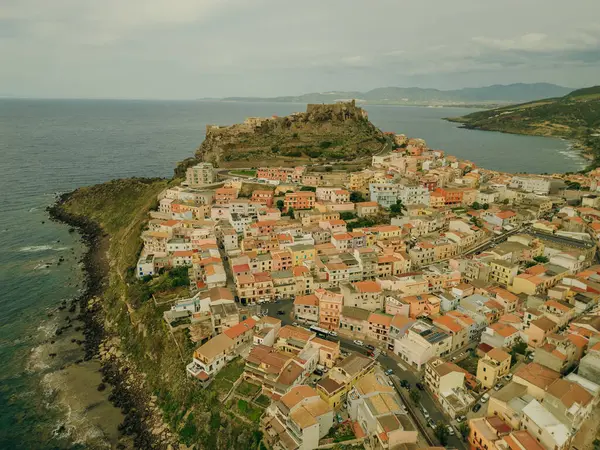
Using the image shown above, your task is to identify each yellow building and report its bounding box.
[290,244,316,267]
[476,348,511,389]
[315,354,375,409]
[489,259,518,287]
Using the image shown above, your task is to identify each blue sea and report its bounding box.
[0,99,584,448]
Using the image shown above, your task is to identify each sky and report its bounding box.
[1,0,599,99]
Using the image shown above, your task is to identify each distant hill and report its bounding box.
[223,83,573,107]
[446,85,600,139]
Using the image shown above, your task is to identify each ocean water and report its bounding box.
[0,99,584,448]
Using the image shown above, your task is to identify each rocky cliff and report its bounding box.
[196,101,389,167]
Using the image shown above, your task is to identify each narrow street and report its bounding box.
[263,299,467,450]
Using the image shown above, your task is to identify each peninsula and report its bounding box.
[49,104,600,450]
[447,86,600,169]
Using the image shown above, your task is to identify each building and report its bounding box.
[476,348,511,389]
[366,312,393,344]
[543,378,595,430]
[520,400,572,450]
[468,416,512,450]
[480,322,520,349]
[293,294,319,324]
[316,288,343,331]
[316,354,376,409]
[186,333,235,384]
[347,370,418,449]
[340,281,383,311]
[186,162,215,187]
[393,321,451,370]
[284,191,316,212]
[487,382,534,429]
[525,316,558,348]
[263,385,334,450]
[512,363,560,401]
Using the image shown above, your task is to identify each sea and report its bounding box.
[0,99,586,448]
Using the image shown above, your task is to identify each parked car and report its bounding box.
[313,369,323,376]
[336,413,343,424]
[277,309,285,315]
[329,331,337,338]
[504,373,513,381]
[427,418,436,428]
[481,393,490,403]
[400,379,410,389]
[421,407,430,419]
[385,369,394,376]
[456,415,467,423]
[447,425,455,436]
[494,383,503,391]
[416,382,425,391]
[353,340,364,346]
[292,322,298,326]
[472,403,482,412]
[366,344,375,351]
[367,351,375,357]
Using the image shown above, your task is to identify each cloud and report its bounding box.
[1,0,599,97]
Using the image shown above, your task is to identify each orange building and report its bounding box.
[284,191,316,211]
[251,190,274,207]
[435,187,464,206]
[214,187,238,205]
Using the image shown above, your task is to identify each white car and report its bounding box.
[447,426,455,436]
[329,331,338,338]
[481,393,490,403]
[353,340,364,346]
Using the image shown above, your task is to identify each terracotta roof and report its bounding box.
[504,431,545,450]
[514,363,560,390]
[391,315,415,329]
[433,315,464,333]
[487,348,510,363]
[280,385,317,409]
[368,313,393,327]
[354,280,382,293]
[294,294,319,307]
[566,333,588,349]
[223,318,256,339]
[490,322,518,338]
[531,316,557,332]
[546,379,593,408]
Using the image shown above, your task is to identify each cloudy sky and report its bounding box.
[1,0,599,99]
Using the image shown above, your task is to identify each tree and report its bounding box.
[482,203,490,210]
[287,207,295,219]
[350,191,365,203]
[300,186,316,192]
[434,422,450,446]
[276,200,284,211]
[524,261,538,268]
[409,389,421,405]
[339,211,356,221]
[390,199,407,217]
[502,198,510,205]
[512,340,527,355]
[533,255,549,264]
[471,201,481,210]
[458,422,470,440]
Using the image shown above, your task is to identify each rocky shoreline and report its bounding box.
[48,194,176,450]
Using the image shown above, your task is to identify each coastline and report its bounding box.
[47,193,175,450]
[444,118,593,171]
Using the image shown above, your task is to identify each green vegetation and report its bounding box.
[434,422,450,446]
[350,191,366,203]
[230,169,257,177]
[456,354,479,375]
[236,399,264,423]
[237,380,261,397]
[57,179,263,449]
[409,389,421,404]
[389,199,406,217]
[339,212,357,221]
[458,422,470,440]
[254,394,271,408]
[533,255,549,264]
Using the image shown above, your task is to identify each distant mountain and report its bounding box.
[446,85,600,139]
[223,83,573,107]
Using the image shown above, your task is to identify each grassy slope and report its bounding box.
[448,86,600,139]
[59,178,263,449]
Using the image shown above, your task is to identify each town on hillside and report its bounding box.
[135,134,600,450]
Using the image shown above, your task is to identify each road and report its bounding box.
[263,299,467,449]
